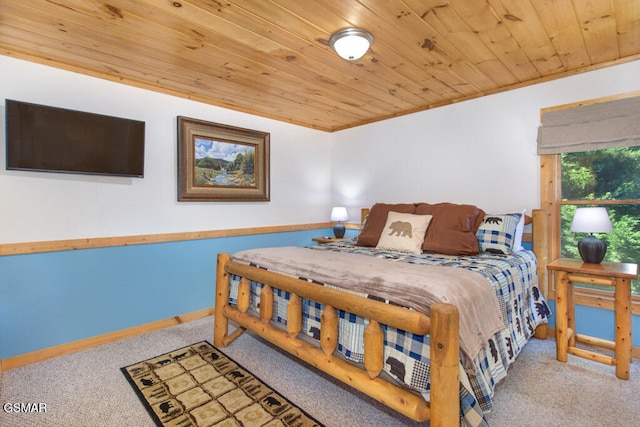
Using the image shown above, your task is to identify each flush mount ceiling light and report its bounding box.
[329,28,374,61]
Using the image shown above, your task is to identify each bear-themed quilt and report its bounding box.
[228,239,549,427]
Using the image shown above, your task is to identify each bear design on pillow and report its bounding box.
[388,221,413,238]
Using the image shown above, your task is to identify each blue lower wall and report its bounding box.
[1,228,637,360]
[0,228,349,359]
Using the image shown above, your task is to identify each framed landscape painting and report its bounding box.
[177,117,270,201]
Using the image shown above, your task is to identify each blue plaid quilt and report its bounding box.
[228,239,550,426]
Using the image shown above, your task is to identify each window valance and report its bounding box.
[537,95,640,155]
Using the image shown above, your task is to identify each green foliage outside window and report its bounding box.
[561,147,640,295]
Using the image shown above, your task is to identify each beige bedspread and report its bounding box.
[232,246,505,370]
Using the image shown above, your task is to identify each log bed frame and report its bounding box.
[214,209,548,427]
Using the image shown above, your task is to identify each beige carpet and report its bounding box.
[1,316,639,426]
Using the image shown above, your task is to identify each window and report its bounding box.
[560,147,640,296]
[538,93,640,314]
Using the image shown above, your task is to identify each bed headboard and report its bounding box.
[361,207,370,224]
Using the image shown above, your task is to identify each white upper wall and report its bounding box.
[3,55,639,243]
[0,56,333,243]
[331,60,640,220]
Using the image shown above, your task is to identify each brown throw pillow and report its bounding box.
[415,202,485,255]
[356,203,416,247]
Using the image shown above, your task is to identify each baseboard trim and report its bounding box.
[0,307,214,371]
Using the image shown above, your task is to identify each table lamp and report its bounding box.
[570,207,614,264]
[330,207,349,238]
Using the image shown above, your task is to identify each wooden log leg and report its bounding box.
[430,303,460,427]
[534,324,548,339]
[614,278,631,380]
[555,271,569,362]
[214,253,231,348]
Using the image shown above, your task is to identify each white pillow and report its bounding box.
[513,209,526,251]
[376,212,432,254]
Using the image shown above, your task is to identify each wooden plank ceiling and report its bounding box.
[1,0,639,132]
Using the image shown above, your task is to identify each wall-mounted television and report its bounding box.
[5,99,145,177]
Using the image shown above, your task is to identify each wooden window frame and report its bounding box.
[540,153,640,315]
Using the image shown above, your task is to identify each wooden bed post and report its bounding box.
[430,302,461,427]
[214,252,231,348]
[532,209,549,339]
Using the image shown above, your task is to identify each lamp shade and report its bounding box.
[330,207,349,222]
[570,207,614,233]
[330,207,348,238]
[329,28,373,61]
[570,207,613,264]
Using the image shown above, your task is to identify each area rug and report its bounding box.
[121,341,323,427]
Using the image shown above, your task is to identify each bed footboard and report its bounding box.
[214,252,460,427]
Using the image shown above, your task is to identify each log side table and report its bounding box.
[548,258,638,379]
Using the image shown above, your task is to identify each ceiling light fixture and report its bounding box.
[329,28,374,61]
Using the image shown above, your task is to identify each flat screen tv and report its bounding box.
[5,99,145,177]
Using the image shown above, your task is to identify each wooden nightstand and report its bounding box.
[312,237,345,244]
[547,258,638,379]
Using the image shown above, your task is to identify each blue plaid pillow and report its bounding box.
[476,213,522,254]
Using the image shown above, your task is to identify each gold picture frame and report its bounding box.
[177,116,270,201]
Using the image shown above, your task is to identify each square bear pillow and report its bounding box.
[375,212,433,254]
[476,212,522,254]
